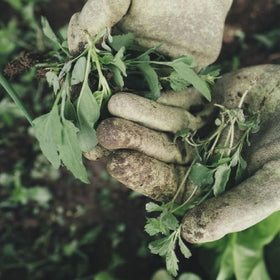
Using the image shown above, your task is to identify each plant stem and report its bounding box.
[0,72,33,125]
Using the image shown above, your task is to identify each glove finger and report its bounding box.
[107,150,185,202]
[157,88,204,111]
[108,93,206,133]
[181,160,280,244]
[83,144,110,161]
[97,118,194,164]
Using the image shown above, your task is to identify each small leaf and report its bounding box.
[166,250,179,277]
[58,61,72,80]
[213,164,231,196]
[110,33,135,51]
[145,202,163,213]
[189,163,214,187]
[80,225,103,245]
[63,240,78,257]
[178,237,192,259]
[112,47,127,76]
[33,105,62,169]
[170,71,191,91]
[77,123,98,152]
[138,63,161,101]
[45,71,60,94]
[41,17,59,44]
[77,82,100,152]
[174,128,190,143]
[109,65,124,89]
[149,236,170,256]
[169,61,211,101]
[145,218,163,236]
[71,56,87,85]
[161,212,179,231]
[58,120,89,183]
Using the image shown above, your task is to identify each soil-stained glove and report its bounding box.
[68,0,233,66]
[94,65,280,244]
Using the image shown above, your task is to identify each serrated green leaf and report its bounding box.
[213,164,231,196]
[58,120,89,183]
[41,16,59,45]
[138,63,161,101]
[71,56,87,85]
[145,202,163,213]
[166,250,179,277]
[170,61,211,101]
[110,33,135,51]
[161,212,179,231]
[149,236,170,256]
[33,105,62,169]
[189,163,214,187]
[46,71,60,94]
[178,236,192,259]
[145,218,163,236]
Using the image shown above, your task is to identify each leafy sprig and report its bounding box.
[11,18,216,183]
[145,87,260,276]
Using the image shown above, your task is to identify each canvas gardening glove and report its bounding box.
[67,0,280,243]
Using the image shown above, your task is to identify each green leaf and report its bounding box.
[166,250,179,277]
[33,105,62,169]
[77,82,100,152]
[71,56,87,85]
[110,33,135,51]
[46,71,60,94]
[189,163,214,187]
[77,122,98,152]
[41,17,59,45]
[149,236,170,256]
[145,202,163,213]
[94,271,116,280]
[58,61,72,80]
[63,240,78,257]
[178,236,192,259]
[145,218,163,236]
[170,71,191,91]
[169,61,211,101]
[112,47,127,77]
[58,120,89,183]
[80,225,103,245]
[138,63,161,101]
[213,164,231,196]
[108,65,124,89]
[216,235,235,280]
[174,128,190,143]
[161,212,179,231]
[178,273,201,280]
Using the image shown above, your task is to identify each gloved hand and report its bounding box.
[68,0,280,244]
[92,65,280,244]
[68,0,233,67]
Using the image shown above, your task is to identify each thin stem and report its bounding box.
[0,72,33,125]
[172,185,199,213]
[171,160,196,205]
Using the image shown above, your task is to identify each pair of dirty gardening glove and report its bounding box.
[68,0,280,243]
